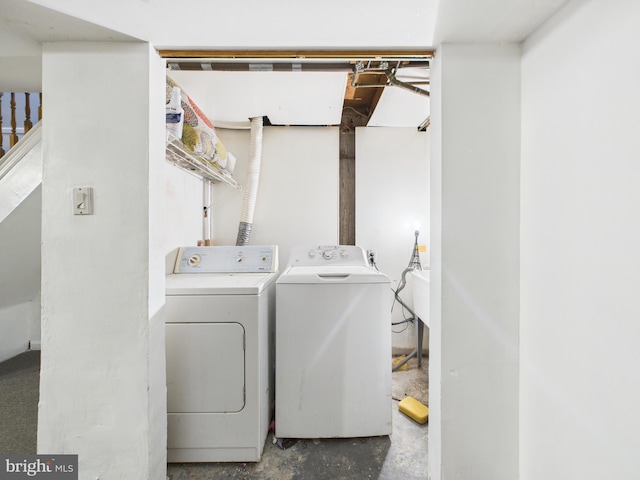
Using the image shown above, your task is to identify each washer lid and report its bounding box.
[166,272,278,295]
[276,265,389,284]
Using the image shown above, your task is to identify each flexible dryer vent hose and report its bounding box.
[236,116,264,246]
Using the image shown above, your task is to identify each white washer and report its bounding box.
[165,245,278,463]
[275,245,392,439]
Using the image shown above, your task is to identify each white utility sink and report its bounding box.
[409,269,430,327]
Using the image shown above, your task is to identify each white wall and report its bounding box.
[355,127,430,350]
[0,302,31,361]
[429,49,444,480]
[39,42,166,479]
[164,162,203,270]
[147,42,169,480]
[0,29,42,92]
[430,43,521,480]
[0,184,41,360]
[520,2,640,479]
[211,126,340,267]
[0,186,41,306]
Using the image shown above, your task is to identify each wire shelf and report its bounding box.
[165,133,240,190]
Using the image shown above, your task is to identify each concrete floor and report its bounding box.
[167,355,428,480]
[0,351,428,479]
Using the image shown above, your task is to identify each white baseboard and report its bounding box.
[29,340,41,351]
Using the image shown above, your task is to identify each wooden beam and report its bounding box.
[339,131,356,245]
[365,86,386,124]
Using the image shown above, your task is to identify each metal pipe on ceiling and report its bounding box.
[385,68,430,97]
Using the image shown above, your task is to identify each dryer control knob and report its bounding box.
[322,250,334,260]
[188,254,201,267]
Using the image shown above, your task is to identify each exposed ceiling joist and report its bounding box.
[164,50,432,129]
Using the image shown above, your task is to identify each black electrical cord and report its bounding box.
[370,255,411,329]
[392,322,410,334]
[389,231,424,334]
[372,238,420,329]
[391,267,417,317]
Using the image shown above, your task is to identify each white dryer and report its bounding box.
[275,245,392,439]
[165,245,278,462]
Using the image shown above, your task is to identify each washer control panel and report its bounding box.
[174,245,278,273]
[289,245,368,266]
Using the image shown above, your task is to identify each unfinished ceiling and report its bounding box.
[164,52,432,130]
[0,0,574,96]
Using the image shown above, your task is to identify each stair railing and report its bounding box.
[0,92,42,160]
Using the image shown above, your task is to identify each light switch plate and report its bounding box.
[73,187,93,215]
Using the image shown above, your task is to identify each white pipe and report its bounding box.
[202,179,213,245]
[236,116,263,246]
